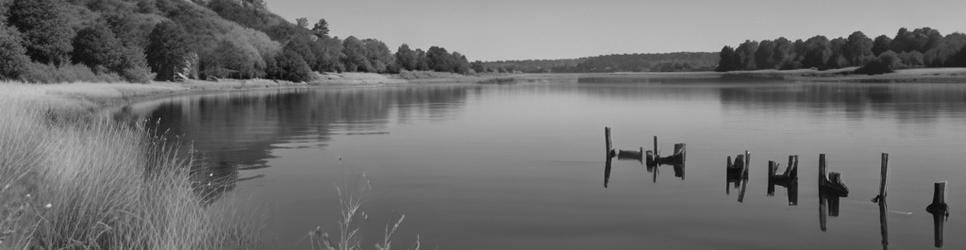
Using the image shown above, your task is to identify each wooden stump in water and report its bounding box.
[927,181,949,215]
[604,127,614,158]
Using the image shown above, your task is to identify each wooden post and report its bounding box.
[927,181,949,214]
[674,143,686,164]
[768,161,776,178]
[743,151,750,179]
[792,155,798,178]
[819,154,827,186]
[653,136,658,157]
[727,155,732,169]
[932,207,945,248]
[875,153,888,202]
[604,127,612,158]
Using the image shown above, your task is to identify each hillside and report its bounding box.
[0,0,474,83]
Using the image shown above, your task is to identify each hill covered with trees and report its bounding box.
[0,0,474,83]
[482,52,718,73]
[716,27,966,74]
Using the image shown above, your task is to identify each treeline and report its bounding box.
[482,52,718,73]
[716,27,966,74]
[0,0,473,83]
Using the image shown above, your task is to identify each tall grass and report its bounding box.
[0,97,260,249]
[307,174,419,250]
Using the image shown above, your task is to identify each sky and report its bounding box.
[266,0,966,61]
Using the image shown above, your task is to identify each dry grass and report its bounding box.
[0,96,261,249]
[307,174,419,250]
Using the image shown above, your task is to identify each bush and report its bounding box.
[19,62,124,83]
[0,26,30,79]
[270,50,313,82]
[855,50,902,75]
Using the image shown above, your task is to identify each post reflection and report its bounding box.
[818,189,844,232]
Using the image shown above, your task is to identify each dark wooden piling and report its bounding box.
[880,153,888,199]
[876,153,889,249]
[727,155,733,169]
[605,127,613,158]
[742,151,750,179]
[653,136,658,157]
[674,143,686,164]
[927,181,949,214]
[932,206,945,248]
[819,154,827,186]
[768,161,777,179]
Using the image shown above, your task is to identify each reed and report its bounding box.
[307,174,419,250]
[0,97,260,249]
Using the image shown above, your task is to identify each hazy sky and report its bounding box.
[267,0,966,61]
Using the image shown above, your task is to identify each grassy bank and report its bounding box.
[0,94,260,249]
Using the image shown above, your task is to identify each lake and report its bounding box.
[118,78,966,249]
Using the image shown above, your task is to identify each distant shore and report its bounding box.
[5,67,966,113]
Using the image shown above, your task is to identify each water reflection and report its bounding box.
[930,210,948,248]
[818,191,843,232]
[719,84,966,124]
[115,86,477,203]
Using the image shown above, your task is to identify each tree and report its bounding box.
[825,37,848,69]
[314,36,345,72]
[771,37,794,69]
[755,40,776,69]
[471,60,485,73]
[341,36,371,72]
[72,23,123,73]
[872,35,892,56]
[844,31,874,66]
[146,21,192,81]
[271,49,312,82]
[802,36,831,69]
[9,0,75,65]
[201,40,258,79]
[715,46,738,72]
[426,46,453,72]
[855,50,901,75]
[452,52,470,74]
[311,19,329,38]
[363,39,393,73]
[734,40,758,70]
[0,27,30,79]
[296,17,309,29]
[395,44,418,71]
[414,49,429,70]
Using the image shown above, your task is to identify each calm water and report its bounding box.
[119,80,966,249]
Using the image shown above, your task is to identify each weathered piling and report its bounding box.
[926,181,949,215]
[742,151,750,179]
[819,154,827,186]
[768,161,777,180]
[875,153,889,249]
[873,153,888,203]
[653,136,658,157]
[674,143,686,164]
[931,206,945,248]
[604,127,613,158]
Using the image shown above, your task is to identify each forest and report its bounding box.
[483,52,718,73]
[716,27,966,74]
[0,0,474,83]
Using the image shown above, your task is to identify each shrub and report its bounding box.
[0,26,30,79]
[855,50,902,75]
[271,50,313,82]
[18,62,124,83]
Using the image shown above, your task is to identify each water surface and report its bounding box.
[121,80,966,249]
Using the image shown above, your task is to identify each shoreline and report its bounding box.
[4,67,965,114]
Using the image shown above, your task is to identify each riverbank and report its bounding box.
[572,68,966,83]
